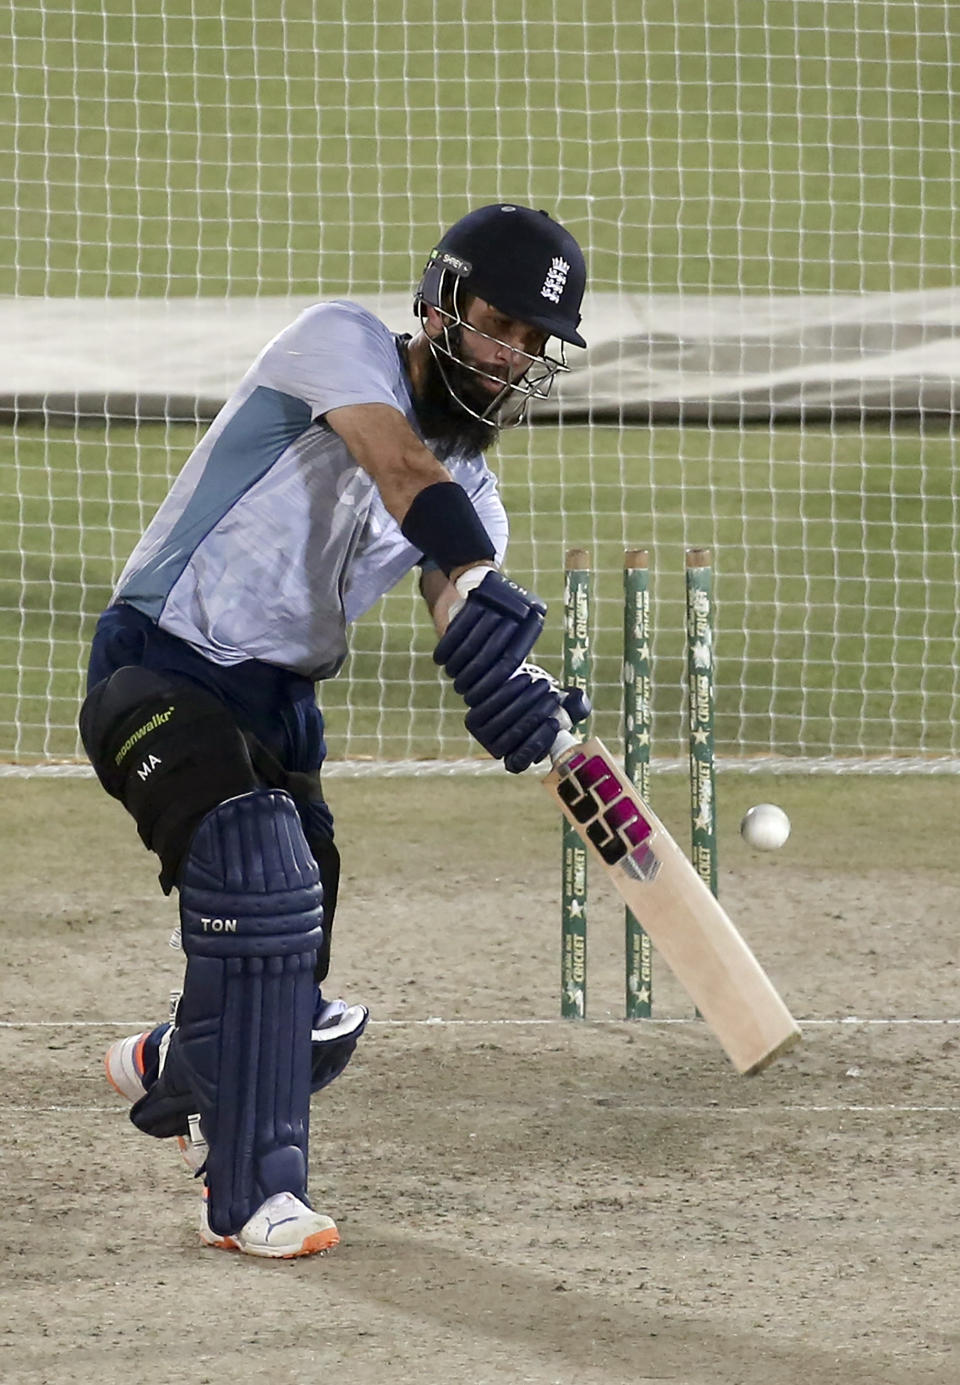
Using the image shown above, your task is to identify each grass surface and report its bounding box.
[3,417,958,761]
[2,3,959,762]
[2,2,957,298]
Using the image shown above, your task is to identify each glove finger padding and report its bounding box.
[435,608,519,690]
[463,665,593,774]
[503,719,562,774]
[434,572,547,704]
[432,601,490,674]
[465,675,562,754]
[466,701,562,774]
[458,609,548,704]
[464,668,583,773]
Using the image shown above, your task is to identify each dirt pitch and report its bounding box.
[1,771,958,1385]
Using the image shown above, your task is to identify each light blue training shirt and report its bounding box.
[113,301,509,681]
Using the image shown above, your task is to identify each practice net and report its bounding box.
[2,2,959,770]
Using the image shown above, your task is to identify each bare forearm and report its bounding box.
[326,402,449,523]
[421,568,463,635]
[327,402,497,578]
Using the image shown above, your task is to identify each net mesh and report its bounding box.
[2,2,958,766]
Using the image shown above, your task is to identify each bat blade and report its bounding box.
[544,737,800,1074]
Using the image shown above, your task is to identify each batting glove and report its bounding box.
[433,569,547,706]
[464,663,591,774]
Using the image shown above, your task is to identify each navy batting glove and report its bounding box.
[464,665,592,774]
[434,571,547,706]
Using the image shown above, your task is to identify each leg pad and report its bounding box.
[133,789,323,1236]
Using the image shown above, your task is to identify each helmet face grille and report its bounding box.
[419,268,569,429]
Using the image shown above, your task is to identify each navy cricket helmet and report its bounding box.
[416,203,587,348]
[414,204,587,427]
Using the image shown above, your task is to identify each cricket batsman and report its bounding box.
[81,204,590,1257]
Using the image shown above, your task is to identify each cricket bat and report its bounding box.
[545,731,801,1074]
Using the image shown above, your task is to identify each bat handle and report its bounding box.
[549,710,580,765]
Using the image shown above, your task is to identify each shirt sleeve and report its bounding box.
[254,300,406,419]
[455,464,510,567]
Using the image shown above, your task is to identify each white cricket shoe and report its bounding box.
[200,1189,340,1259]
[105,991,368,1183]
[104,1030,153,1104]
[104,1024,208,1173]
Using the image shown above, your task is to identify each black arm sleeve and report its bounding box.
[400,481,496,576]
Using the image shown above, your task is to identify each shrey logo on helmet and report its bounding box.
[435,249,472,276]
[414,203,587,427]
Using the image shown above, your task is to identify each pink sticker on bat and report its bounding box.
[574,754,611,790]
[604,797,653,841]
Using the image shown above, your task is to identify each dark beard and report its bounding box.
[411,334,503,459]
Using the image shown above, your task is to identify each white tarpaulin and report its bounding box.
[3,288,960,422]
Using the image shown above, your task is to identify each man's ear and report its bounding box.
[421,301,446,338]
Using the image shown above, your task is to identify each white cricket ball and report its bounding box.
[740,803,791,851]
